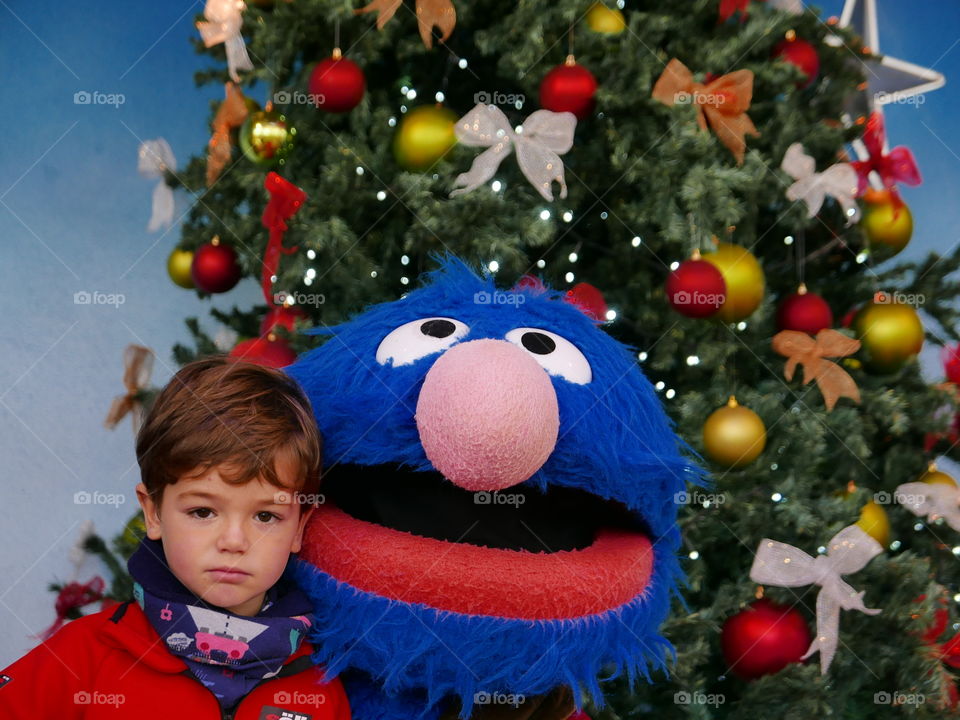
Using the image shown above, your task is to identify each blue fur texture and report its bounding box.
[285,256,705,720]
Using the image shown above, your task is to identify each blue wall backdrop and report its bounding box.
[0,0,958,666]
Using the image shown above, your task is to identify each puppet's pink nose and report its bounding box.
[416,339,559,492]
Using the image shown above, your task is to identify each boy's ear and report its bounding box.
[291,504,316,553]
[136,482,163,540]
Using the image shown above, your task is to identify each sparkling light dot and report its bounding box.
[270,274,277,283]
[304,277,313,286]
[600,211,608,220]
[737,321,747,330]
[665,388,676,399]
[562,211,573,222]
[400,276,409,285]
[536,259,546,268]
[655,381,665,390]
[458,58,468,69]
[953,546,960,556]
[638,351,648,361]
[631,236,642,247]
[817,546,827,554]
[388,116,397,127]
[847,207,858,217]
[686,355,700,366]
[305,268,316,279]
[514,99,523,110]
[401,85,409,94]
[356,166,364,175]
[913,522,925,531]
[401,255,410,265]
[377,190,387,201]
[784,235,794,245]
[540,210,551,220]
[565,271,575,282]
[617,0,625,7]
[569,252,578,262]
[771,492,783,502]
[406,89,417,100]
[770,463,778,470]
[306,249,316,260]
[856,251,869,264]
[890,540,901,550]
[400,105,408,113]
[370,270,378,278]
[488,260,500,272]
[491,180,502,192]
[689,550,700,560]
[515,125,524,134]
[606,309,617,321]
[669,261,680,270]
[435,91,445,102]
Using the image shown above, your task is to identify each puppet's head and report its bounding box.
[287,256,702,719]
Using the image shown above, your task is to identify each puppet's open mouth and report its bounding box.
[300,463,658,619]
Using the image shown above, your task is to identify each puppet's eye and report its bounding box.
[504,328,592,384]
[376,317,470,366]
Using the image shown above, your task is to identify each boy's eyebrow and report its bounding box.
[177,490,293,505]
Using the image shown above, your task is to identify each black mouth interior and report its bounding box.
[320,462,643,553]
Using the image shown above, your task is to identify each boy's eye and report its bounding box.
[256,511,280,523]
[189,507,214,519]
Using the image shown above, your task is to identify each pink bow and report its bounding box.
[851,112,921,205]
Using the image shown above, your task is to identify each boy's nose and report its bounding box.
[415,338,559,492]
[216,521,250,552]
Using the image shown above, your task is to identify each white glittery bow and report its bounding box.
[450,103,577,202]
[781,142,860,224]
[895,482,960,531]
[137,138,176,232]
[749,524,882,674]
[197,0,253,83]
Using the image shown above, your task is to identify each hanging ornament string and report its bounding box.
[261,172,307,305]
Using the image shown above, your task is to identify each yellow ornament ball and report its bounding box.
[702,242,765,322]
[585,3,626,34]
[702,396,767,468]
[919,463,956,487]
[861,188,913,256]
[856,500,890,547]
[394,105,458,172]
[167,248,195,289]
[852,300,924,374]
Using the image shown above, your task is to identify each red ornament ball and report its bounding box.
[260,305,309,336]
[566,282,608,321]
[539,59,597,120]
[665,257,727,318]
[776,286,833,335]
[191,239,242,294]
[721,599,811,680]
[229,335,297,369]
[308,52,366,113]
[772,37,820,89]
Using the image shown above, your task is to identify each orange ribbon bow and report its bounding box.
[207,82,249,186]
[355,0,456,49]
[651,58,759,164]
[771,329,861,411]
[104,344,154,433]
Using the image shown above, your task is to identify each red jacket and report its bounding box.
[0,600,350,720]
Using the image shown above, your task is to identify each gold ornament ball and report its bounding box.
[852,300,924,374]
[920,463,956,487]
[240,108,296,166]
[856,500,890,547]
[702,242,765,322]
[585,3,626,34]
[861,189,913,256]
[167,248,195,289]
[702,396,767,468]
[394,105,458,172]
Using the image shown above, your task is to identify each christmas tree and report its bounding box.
[99,0,960,716]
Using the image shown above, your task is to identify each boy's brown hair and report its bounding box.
[136,356,322,506]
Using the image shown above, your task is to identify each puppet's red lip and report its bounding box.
[300,504,655,620]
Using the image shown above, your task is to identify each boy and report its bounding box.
[0,357,349,720]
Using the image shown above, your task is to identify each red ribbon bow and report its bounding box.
[261,172,307,305]
[718,0,751,22]
[39,576,106,641]
[851,112,921,205]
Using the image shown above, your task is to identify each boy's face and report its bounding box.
[135,455,314,616]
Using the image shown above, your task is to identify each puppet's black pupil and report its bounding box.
[522,332,555,355]
[421,319,456,338]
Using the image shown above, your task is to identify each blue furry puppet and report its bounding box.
[285,256,703,720]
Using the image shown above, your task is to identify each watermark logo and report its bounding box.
[873,290,924,307]
[874,690,925,706]
[674,490,726,507]
[672,289,725,307]
[876,91,925,107]
[474,491,526,508]
[275,291,325,307]
[673,691,725,707]
[474,91,525,108]
[473,290,526,307]
[74,691,125,707]
[273,90,326,106]
[73,91,125,108]
[74,490,126,508]
[874,489,927,506]
[274,491,326,506]
[74,290,125,308]
[473,691,525,707]
[274,690,328,707]
[674,90,728,106]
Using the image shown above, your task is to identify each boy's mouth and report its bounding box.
[299,462,656,619]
